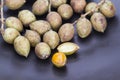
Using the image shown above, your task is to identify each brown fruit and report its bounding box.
[58,23,74,42]
[25,30,41,47]
[91,12,107,32]
[32,0,49,15]
[35,42,51,59]
[58,4,73,20]
[70,0,86,13]
[5,0,26,10]
[43,30,60,49]
[5,17,23,32]
[47,12,62,30]
[29,20,51,35]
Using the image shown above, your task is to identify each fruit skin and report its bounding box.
[5,17,23,32]
[47,12,62,30]
[18,10,36,26]
[51,0,67,8]
[32,0,49,16]
[57,42,80,55]
[43,30,60,49]
[57,4,73,20]
[85,2,98,16]
[70,0,86,13]
[2,28,20,44]
[14,36,30,57]
[35,42,51,59]
[25,30,41,47]
[29,20,51,35]
[100,0,116,18]
[90,12,107,33]
[5,0,26,10]
[52,52,67,68]
[58,23,74,42]
[76,18,92,38]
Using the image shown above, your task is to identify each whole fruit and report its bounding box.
[5,17,23,32]
[25,30,41,47]
[52,52,67,68]
[58,23,74,42]
[2,28,20,44]
[5,0,26,10]
[70,0,86,13]
[43,30,60,49]
[14,36,30,57]
[51,0,67,8]
[47,12,62,30]
[100,0,116,18]
[91,12,107,32]
[57,42,80,55]
[30,20,51,35]
[58,4,73,20]
[18,10,36,26]
[85,2,98,16]
[35,42,51,59]
[32,0,49,15]
[76,18,92,38]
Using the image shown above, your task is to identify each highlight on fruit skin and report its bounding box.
[2,28,20,44]
[29,20,51,35]
[18,10,36,26]
[5,0,26,10]
[51,0,67,8]
[57,4,73,20]
[14,36,30,58]
[52,52,67,68]
[58,23,74,42]
[70,0,86,13]
[57,42,80,55]
[5,17,23,32]
[90,12,107,33]
[46,11,62,30]
[25,30,41,47]
[100,0,116,18]
[76,17,92,38]
[32,0,49,16]
[35,42,51,59]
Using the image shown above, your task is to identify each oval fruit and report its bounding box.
[25,30,41,47]
[2,28,20,44]
[57,42,80,55]
[18,10,36,26]
[14,36,30,57]
[90,12,107,32]
[76,18,92,38]
[58,23,74,42]
[30,20,51,35]
[51,0,67,8]
[43,30,60,49]
[35,42,51,59]
[5,17,23,32]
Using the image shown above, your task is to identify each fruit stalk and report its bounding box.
[0,0,5,34]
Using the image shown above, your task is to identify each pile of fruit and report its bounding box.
[0,0,116,68]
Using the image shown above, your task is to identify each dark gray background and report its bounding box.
[0,0,120,80]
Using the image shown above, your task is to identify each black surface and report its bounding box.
[0,0,120,80]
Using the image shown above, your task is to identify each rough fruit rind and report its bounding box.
[14,36,30,57]
[35,42,51,59]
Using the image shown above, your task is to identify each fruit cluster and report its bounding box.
[0,0,116,68]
